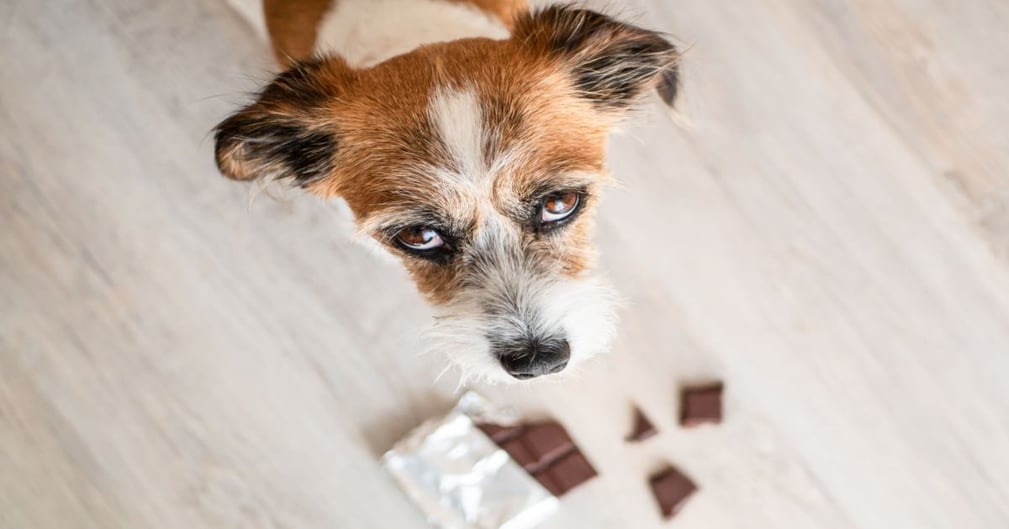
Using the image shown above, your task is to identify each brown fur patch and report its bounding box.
[264,0,334,66]
[263,0,528,66]
[290,38,611,302]
[218,6,677,304]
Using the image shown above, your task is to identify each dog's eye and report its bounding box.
[540,191,581,223]
[396,226,445,251]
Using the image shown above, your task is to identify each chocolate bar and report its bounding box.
[384,393,559,529]
[680,383,723,427]
[649,465,697,519]
[478,420,597,496]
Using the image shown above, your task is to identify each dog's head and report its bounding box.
[214,6,679,383]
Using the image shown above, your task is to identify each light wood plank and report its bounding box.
[2,0,1008,528]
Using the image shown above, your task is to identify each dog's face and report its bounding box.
[215,7,678,383]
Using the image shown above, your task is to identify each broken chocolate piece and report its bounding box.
[536,450,597,496]
[477,423,525,443]
[649,466,697,519]
[680,383,723,427]
[626,407,658,442]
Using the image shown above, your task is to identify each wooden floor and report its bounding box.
[3,0,1009,528]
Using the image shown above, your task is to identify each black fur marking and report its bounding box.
[262,59,332,107]
[279,128,338,185]
[516,6,679,109]
[522,6,612,55]
[214,112,337,185]
[656,66,680,107]
[213,59,339,185]
[572,37,673,108]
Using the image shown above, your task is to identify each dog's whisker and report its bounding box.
[433,362,455,384]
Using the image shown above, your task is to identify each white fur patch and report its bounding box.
[427,87,510,243]
[427,270,619,385]
[538,276,620,370]
[314,0,510,67]
[429,88,486,180]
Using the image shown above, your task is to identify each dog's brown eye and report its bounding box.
[396,226,444,251]
[541,191,580,223]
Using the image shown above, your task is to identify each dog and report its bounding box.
[214,0,680,383]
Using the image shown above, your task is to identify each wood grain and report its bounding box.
[2,0,1008,528]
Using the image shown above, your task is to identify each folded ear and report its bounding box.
[513,6,680,109]
[214,58,350,187]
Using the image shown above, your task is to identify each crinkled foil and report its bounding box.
[383,393,558,529]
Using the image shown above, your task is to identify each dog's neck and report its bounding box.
[314,0,511,67]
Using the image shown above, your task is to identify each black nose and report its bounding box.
[498,339,571,380]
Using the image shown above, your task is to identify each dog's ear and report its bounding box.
[513,6,680,109]
[214,58,351,187]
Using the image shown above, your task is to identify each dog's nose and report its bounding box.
[499,339,570,380]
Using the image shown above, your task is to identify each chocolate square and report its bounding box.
[626,407,658,442]
[680,383,723,427]
[522,422,574,466]
[649,466,697,519]
[536,450,597,496]
[482,419,598,497]
[501,438,538,471]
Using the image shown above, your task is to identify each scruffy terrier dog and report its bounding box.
[214,0,679,383]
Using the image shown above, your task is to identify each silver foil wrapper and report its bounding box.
[383,393,558,529]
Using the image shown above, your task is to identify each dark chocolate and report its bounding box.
[626,407,658,442]
[480,420,596,496]
[501,438,538,471]
[680,383,723,427]
[536,450,597,496]
[522,422,574,467]
[534,470,564,496]
[649,466,697,519]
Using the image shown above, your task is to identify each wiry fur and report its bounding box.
[426,240,620,385]
[514,6,679,109]
[214,2,680,381]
